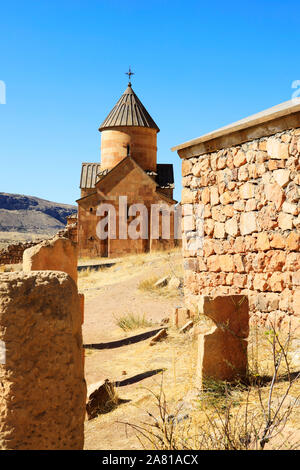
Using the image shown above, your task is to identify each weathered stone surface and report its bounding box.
[196,295,249,386]
[149,328,168,346]
[278,212,293,230]
[199,295,249,338]
[293,290,300,317]
[273,169,290,187]
[264,183,284,210]
[182,188,195,204]
[168,276,182,290]
[179,320,194,334]
[225,217,239,236]
[233,150,247,167]
[23,236,78,284]
[240,182,256,199]
[197,327,248,386]
[0,271,86,450]
[154,276,169,288]
[214,222,225,239]
[266,138,289,159]
[86,380,116,420]
[240,212,257,235]
[180,125,300,327]
[172,307,191,328]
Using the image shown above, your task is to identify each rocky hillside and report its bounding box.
[0,193,76,236]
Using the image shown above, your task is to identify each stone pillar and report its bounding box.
[196,295,249,387]
[23,235,78,284]
[0,271,86,450]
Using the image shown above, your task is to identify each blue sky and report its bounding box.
[0,0,299,205]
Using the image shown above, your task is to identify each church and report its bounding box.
[76,73,178,258]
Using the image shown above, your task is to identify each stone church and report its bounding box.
[76,78,178,258]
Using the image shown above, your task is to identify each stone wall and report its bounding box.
[181,128,300,327]
[0,271,86,450]
[0,240,41,266]
[23,235,78,284]
[0,222,78,267]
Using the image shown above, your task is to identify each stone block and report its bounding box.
[293,290,300,317]
[266,138,289,159]
[225,217,239,237]
[173,307,191,328]
[240,212,257,235]
[273,169,290,187]
[196,295,249,386]
[0,271,86,450]
[278,212,293,230]
[149,328,168,345]
[214,222,225,239]
[264,183,284,210]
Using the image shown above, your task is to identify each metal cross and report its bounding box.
[125,66,134,84]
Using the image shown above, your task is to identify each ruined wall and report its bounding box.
[0,240,42,266]
[182,128,300,327]
[23,236,78,284]
[0,222,78,267]
[78,161,176,258]
[0,271,86,450]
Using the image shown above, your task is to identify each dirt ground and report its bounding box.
[80,250,196,450]
[79,250,300,451]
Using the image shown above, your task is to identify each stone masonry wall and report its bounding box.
[0,240,42,266]
[182,128,300,327]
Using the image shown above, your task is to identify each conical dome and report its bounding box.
[99,83,160,132]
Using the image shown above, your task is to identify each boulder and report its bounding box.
[168,276,182,290]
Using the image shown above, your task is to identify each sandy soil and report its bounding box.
[80,250,197,450]
[79,250,300,451]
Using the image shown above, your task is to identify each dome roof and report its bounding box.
[99,83,160,132]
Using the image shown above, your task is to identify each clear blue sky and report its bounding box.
[0,0,299,205]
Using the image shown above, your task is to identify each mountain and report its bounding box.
[0,193,77,236]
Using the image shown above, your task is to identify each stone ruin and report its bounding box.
[0,232,86,449]
[23,235,78,284]
[0,240,41,266]
[0,220,77,267]
[0,271,86,450]
[196,295,249,387]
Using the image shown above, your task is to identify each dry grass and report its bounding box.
[78,248,183,298]
[138,275,183,298]
[0,231,52,247]
[117,323,300,450]
[115,313,153,331]
[0,263,22,273]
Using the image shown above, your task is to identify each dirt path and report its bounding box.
[80,251,194,450]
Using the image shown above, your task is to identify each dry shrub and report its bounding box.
[121,321,300,450]
[115,312,153,331]
[138,277,160,293]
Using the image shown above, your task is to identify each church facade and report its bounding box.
[76,80,178,258]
